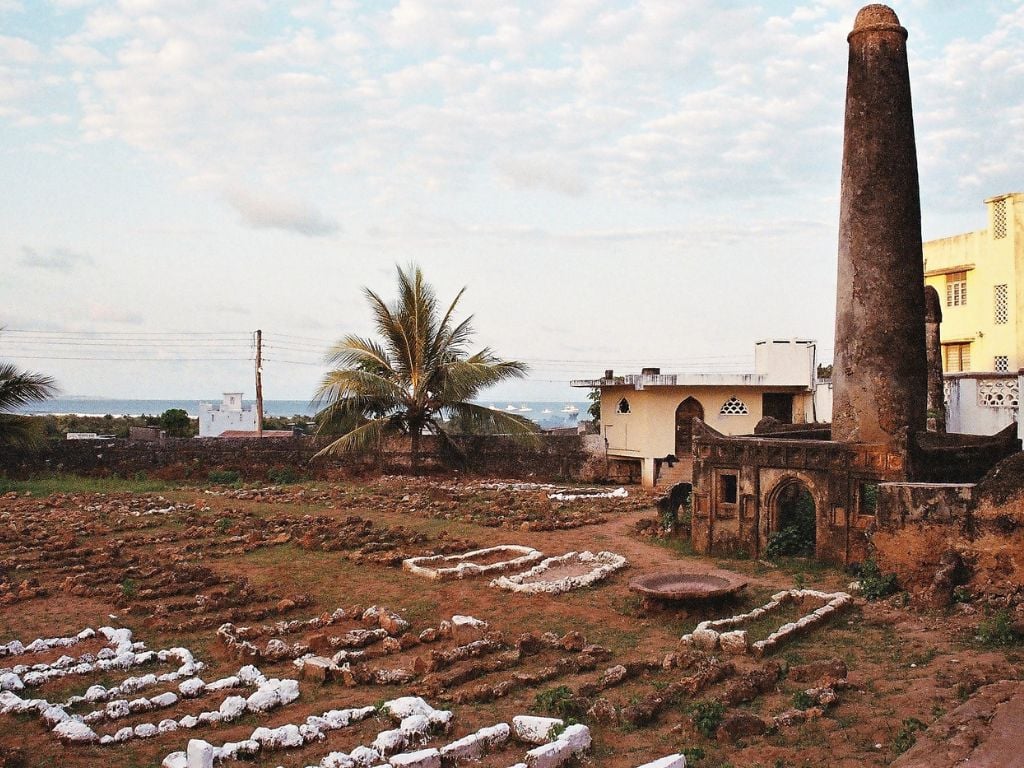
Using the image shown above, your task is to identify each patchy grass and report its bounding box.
[0,474,175,495]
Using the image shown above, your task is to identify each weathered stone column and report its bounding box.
[924,285,946,432]
[831,4,927,449]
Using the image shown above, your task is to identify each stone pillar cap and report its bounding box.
[848,4,907,41]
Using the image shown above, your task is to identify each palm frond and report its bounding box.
[443,402,541,445]
[313,416,399,458]
[0,414,46,448]
[0,363,58,412]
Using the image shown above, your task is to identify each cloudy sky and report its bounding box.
[1,0,1021,401]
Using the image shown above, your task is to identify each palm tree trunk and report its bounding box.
[410,426,420,475]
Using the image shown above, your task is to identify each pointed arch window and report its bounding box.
[616,398,631,414]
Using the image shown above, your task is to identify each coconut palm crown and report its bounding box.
[0,357,58,448]
[313,265,537,465]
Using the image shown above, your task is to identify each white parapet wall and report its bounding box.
[198,393,258,437]
[945,374,1018,436]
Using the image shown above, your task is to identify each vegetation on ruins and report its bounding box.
[314,264,538,471]
[587,387,601,428]
[0,352,58,448]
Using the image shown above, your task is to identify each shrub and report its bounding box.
[860,559,899,601]
[689,700,725,739]
[791,690,814,710]
[976,609,1022,647]
[766,488,816,558]
[267,466,298,484]
[532,686,587,720]
[208,469,241,485]
[892,717,926,754]
[681,747,705,764]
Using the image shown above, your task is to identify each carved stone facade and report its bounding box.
[690,422,904,565]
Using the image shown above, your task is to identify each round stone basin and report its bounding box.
[629,570,748,601]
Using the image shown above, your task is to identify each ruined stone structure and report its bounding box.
[689,5,1020,566]
[924,285,946,432]
[831,4,927,450]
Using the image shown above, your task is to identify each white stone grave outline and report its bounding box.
[402,545,544,581]
[490,551,628,595]
[679,589,853,657]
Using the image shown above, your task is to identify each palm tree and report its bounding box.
[0,359,58,448]
[314,264,538,472]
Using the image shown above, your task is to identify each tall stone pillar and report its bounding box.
[831,5,927,448]
[924,285,946,433]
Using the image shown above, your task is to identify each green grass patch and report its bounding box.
[0,474,174,495]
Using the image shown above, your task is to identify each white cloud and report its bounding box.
[18,246,92,271]
[224,187,340,237]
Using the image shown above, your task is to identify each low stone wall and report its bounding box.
[0,434,599,483]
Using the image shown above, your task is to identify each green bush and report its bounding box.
[689,700,725,739]
[766,488,816,558]
[977,609,1022,647]
[267,466,298,484]
[532,686,587,720]
[860,559,899,601]
[791,690,814,710]
[892,717,926,754]
[681,747,705,764]
[207,469,241,485]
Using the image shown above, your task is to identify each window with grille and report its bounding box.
[993,199,1007,240]
[995,284,1009,324]
[616,398,630,414]
[946,271,967,306]
[943,343,971,372]
[719,396,749,415]
[995,356,1009,372]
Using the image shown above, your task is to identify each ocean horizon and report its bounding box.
[13,398,591,429]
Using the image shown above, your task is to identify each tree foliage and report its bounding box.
[159,408,193,437]
[313,264,538,470]
[586,387,600,428]
[0,357,58,448]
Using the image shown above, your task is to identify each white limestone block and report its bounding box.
[525,739,573,768]
[691,628,720,651]
[559,723,591,753]
[635,756,686,768]
[513,715,563,744]
[373,728,408,755]
[389,748,441,768]
[186,739,216,768]
[134,722,159,738]
[162,751,186,768]
[219,695,247,721]
[179,678,206,697]
[718,630,749,655]
[52,719,98,744]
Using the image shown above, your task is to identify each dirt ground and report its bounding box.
[1,475,1022,768]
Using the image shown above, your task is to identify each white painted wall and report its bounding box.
[945,374,1017,436]
[199,392,258,437]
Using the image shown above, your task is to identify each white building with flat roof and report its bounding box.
[199,392,258,437]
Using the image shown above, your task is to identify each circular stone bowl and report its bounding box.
[628,570,748,601]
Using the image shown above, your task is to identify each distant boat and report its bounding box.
[505,404,518,411]
[541,408,553,415]
[517,404,532,412]
[561,404,580,415]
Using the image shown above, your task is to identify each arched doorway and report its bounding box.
[768,478,816,557]
[675,397,704,455]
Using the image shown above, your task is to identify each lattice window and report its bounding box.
[993,198,1007,240]
[978,378,1019,408]
[995,284,1009,325]
[943,379,952,406]
[719,396,749,415]
[616,398,630,414]
[995,356,1009,372]
[946,271,967,306]
[944,342,970,372]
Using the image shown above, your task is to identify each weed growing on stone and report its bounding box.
[533,685,587,720]
[791,690,814,710]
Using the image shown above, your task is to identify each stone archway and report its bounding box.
[766,477,817,557]
[675,397,704,455]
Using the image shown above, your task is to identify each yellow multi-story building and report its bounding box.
[923,192,1024,373]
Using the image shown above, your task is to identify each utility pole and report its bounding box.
[255,329,264,437]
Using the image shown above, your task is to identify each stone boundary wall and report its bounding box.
[0,434,601,483]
